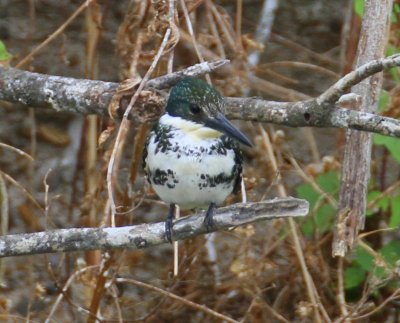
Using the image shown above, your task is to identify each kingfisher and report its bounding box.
[143,77,252,242]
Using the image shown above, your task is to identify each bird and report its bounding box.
[143,77,252,242]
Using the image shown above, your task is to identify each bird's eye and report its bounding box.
[190,104,201,114]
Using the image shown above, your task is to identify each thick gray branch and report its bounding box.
[1,56,400,137]
[0,198,308,257]
[0,60,228,114]
[227,98,400,137]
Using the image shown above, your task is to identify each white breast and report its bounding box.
[145,115,239,209]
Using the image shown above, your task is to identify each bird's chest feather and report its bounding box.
[143,118,242,208]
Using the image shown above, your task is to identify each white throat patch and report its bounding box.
[160,114,222,140]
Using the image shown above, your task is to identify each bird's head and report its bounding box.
[166,77,252,147]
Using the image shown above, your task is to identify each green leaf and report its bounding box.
[301,218,314,237]
[296,183,319,208]
[386,44,399,57]
[379,241,400,266]
[373,266,387,280]
[354,247,375,272]
[374,134,400,163]
[344,266,366,289]
[392,4,400,23]
[366,191,390,218]
[386,46,400,83]
[0,40,11,61]
[316,171,339,193]
[390,67,400,84]
[296,184,319,236]
[314,204,335,234]
[389,195,400,228]
[296,171,339,236]
[378,91,389,113]
[353,0,364,17]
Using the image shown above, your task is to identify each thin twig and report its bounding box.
[116,277,240,323]
[0,143,34,161]
[208,1,236,52]
[337,258,349,318]
[0,174,8,286]
[289,157,337,208]
[258,125,329,323]
[367,180,400,209]
[248,0,278,66]
[180,0,211,84]
[0,171,43,211]
[107,28,172,226]
[205,5,226,58]
[350,288,400,320]
[261,61,338,78]
[16,0,93,68]
[43,169,52,229]
[45,265,99,323]
[169,0,179,278]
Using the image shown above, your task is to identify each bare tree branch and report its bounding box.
[0,198,308,257]
[1,56,400,137]
[227,97,400,137]
[0,59,228,114]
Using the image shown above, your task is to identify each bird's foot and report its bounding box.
[203,203,216,232]
[165,203,175,243]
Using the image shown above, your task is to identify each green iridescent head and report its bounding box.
[165,77,252,147]
[166,77,225,122]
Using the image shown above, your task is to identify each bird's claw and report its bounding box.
[165,203,175,243]
[203,203,216,232]
[165,218,173,243]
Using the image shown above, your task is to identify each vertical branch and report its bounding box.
[247,0,278,67]
[168,0,180,278]
[106,28,171,226]
[84,0,102,268]
[337,257,349,318]
[0,174,8,285]
[126,2,149,191]
[258,125,329,323]
[333,0,393,257]
[84,2,105,319]
[87,254,114,323]
[180,0,211,84]
[235,0,243,42]
[205,5,226,59]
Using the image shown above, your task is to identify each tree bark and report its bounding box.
[333,0,393,257]
[2,56,400,138]
[0,198,308,257]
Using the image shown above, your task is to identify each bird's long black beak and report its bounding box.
[205,113,253,147]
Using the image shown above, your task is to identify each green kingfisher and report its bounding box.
[143,77,252,242]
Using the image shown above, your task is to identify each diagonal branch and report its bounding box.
[0,198,308,257]
[227,97,400,137]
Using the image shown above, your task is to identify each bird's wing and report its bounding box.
[221,135,243,195]
[142,127,153,185]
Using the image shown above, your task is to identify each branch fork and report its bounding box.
[1,55,400,138]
